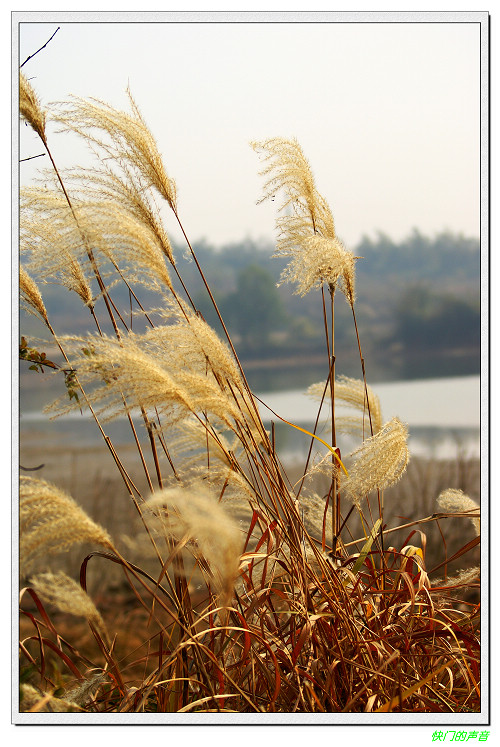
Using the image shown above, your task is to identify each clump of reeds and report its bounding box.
[18,72,480,715]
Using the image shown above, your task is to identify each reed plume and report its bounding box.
[171,416,239,471]
[437,489,480,536]
[252,137,355,303]
[63,674,109,708]
[20,476,113,578]
[342,416,409,507]
[21,185,174,297]
[19,71,46,140]
[308,375,383,435]
[53,88,177,210]
[167,422,259,523]
[58,164,175,265]
[433,566,480,591]
[146,482,243,612]
[19,684,80,713]
[47,330,245,432]
[148,307,245,390]
[19,266,49,326]
[21,188,94,307]
[29,571,110,646]
[73,198,174,292]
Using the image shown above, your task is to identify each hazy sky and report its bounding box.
[17,15,483,250]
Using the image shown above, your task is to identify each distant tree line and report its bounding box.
[187,230,481,381]
[25,230,481,384]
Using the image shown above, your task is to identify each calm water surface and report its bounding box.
[20,375,481,460]
[256,375,481,460]
[257,375,480,427]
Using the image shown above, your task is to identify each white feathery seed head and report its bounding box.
[20,476,113,578]
[19,71,46,140]
[437,489,480,536]
[252,137,356,303]
[54,88,177,211]
[29,571,110,646]
[146,482,243,612]
[307,375,383,436]
[342,417,410,507]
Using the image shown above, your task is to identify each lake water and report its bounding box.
[257,375,480,428]
[19,374,482,461]
[256,374,481,460]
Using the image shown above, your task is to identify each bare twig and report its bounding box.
[20,27,60,68]
[20,153,46,163]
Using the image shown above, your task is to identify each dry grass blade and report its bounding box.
[375,659,457,713]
